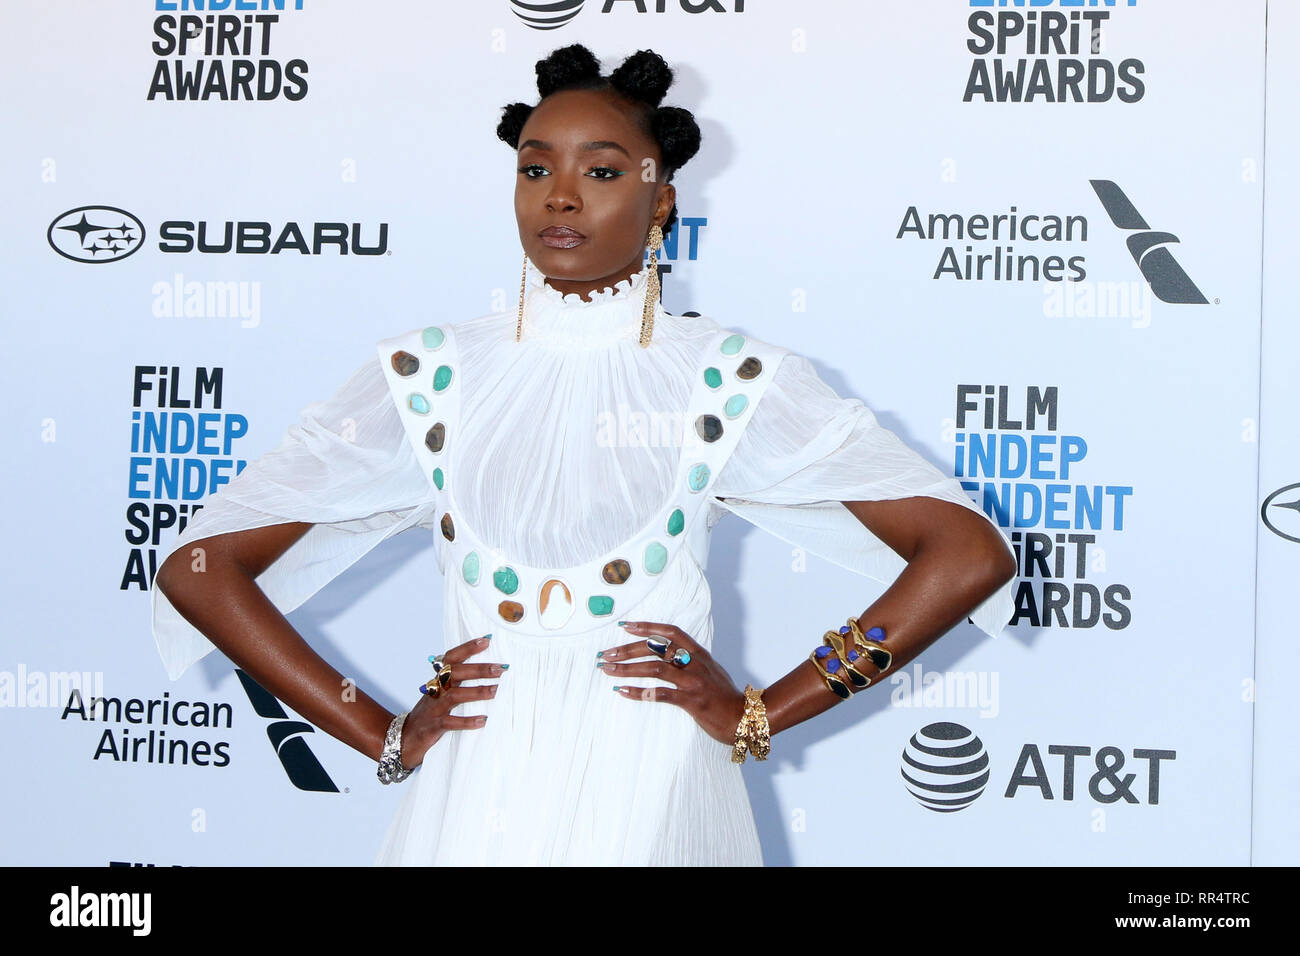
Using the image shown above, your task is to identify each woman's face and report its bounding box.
[514,88,674,301]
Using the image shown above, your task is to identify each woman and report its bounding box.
[152,44,1017,865]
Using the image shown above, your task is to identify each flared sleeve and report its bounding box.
[150,354,439,680]
[710,352,1016,639]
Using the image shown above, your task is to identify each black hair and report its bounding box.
[496,44,701,239]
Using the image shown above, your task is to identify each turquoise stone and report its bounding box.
[720,333,745,355]
[687,463,710,492]
[644,541,668,574]
[432,365,453,391]
[588,595,615,616]
[493,566,519,595]
[422,326,446,350]
[724,393,748,418]
[666,508,684,536]
[432,468,444,490]
[408,393,430,415]
[462,551,480,585]
[703,366,722,389]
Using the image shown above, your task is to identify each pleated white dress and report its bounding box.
[151,258,1016,866]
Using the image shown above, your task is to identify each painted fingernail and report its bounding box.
[611,685,622,692]
[500,663,509,670]
[595,650,604,658]
[596,661,606,669]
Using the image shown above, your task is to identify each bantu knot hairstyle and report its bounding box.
[497,44,702,239]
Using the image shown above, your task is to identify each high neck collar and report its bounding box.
[518,257,664,349]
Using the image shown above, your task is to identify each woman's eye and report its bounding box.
[517,164,624,180]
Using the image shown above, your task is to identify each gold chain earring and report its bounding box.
[640,223,663,349]
[515,253,528,343]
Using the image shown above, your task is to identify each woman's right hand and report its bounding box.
[399,634,503,770]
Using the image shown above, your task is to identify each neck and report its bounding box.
[541,255,645,303]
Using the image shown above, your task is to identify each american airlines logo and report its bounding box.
[1089,180,1208,304]
[234,669,339,793]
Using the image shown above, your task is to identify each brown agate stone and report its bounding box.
[736,356,762,380]
[440,513,455,541]
[602,559,632,584]
[391,350,420,377]
[425,422,445,453]
[498,600,524,623]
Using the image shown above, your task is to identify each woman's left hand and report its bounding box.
[597,621,745,746]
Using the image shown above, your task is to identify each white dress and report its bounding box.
[150,258,1016,866]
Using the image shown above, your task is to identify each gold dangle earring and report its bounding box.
[516,253,528,343]
[640,223,663,349]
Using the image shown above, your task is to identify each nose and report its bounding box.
[544,175,582,214]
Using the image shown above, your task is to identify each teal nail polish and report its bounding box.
[483,633,493,641]
[595,650,604,658]
[616,621,628,626]
[596,661,605,669]
[500,663,509,670]
[611,685,622,692]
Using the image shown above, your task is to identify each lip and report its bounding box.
[539,225,586,249]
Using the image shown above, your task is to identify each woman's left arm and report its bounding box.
[600,495,1017,742]
[759,495,1017,736]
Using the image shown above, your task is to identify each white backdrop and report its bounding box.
[1,0,1290,866]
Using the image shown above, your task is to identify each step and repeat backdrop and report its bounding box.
[2,0,1293,866]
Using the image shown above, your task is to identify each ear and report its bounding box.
[654,183,676,227]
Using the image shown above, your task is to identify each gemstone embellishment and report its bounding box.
[493,567,519,595]
[723,394,748,418]
[440,513,455,541]
[408,394,430,415]
[421,326,446,350]
[498,600,524,623]
[695,414,723,443]
[588,595,615,617]
[425,423,445,453]
[391,351,419,377]
[666,508,684,536]
[720,333,745,355]
[644,541,668,574]
[687,462,710,492]
[736,356,763,380]
[432,468,444,490]
[602,559,631,585]
[538,578,575,630]
[432,365,453,392]
[462,551,480,585]
[704,366,723,389]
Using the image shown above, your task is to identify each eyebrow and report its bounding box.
[518,139,632,159]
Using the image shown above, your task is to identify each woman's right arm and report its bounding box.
[155,521,405,764]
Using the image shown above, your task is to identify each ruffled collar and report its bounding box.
[518,257,664,349]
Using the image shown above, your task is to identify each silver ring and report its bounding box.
[669,647,692,667]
